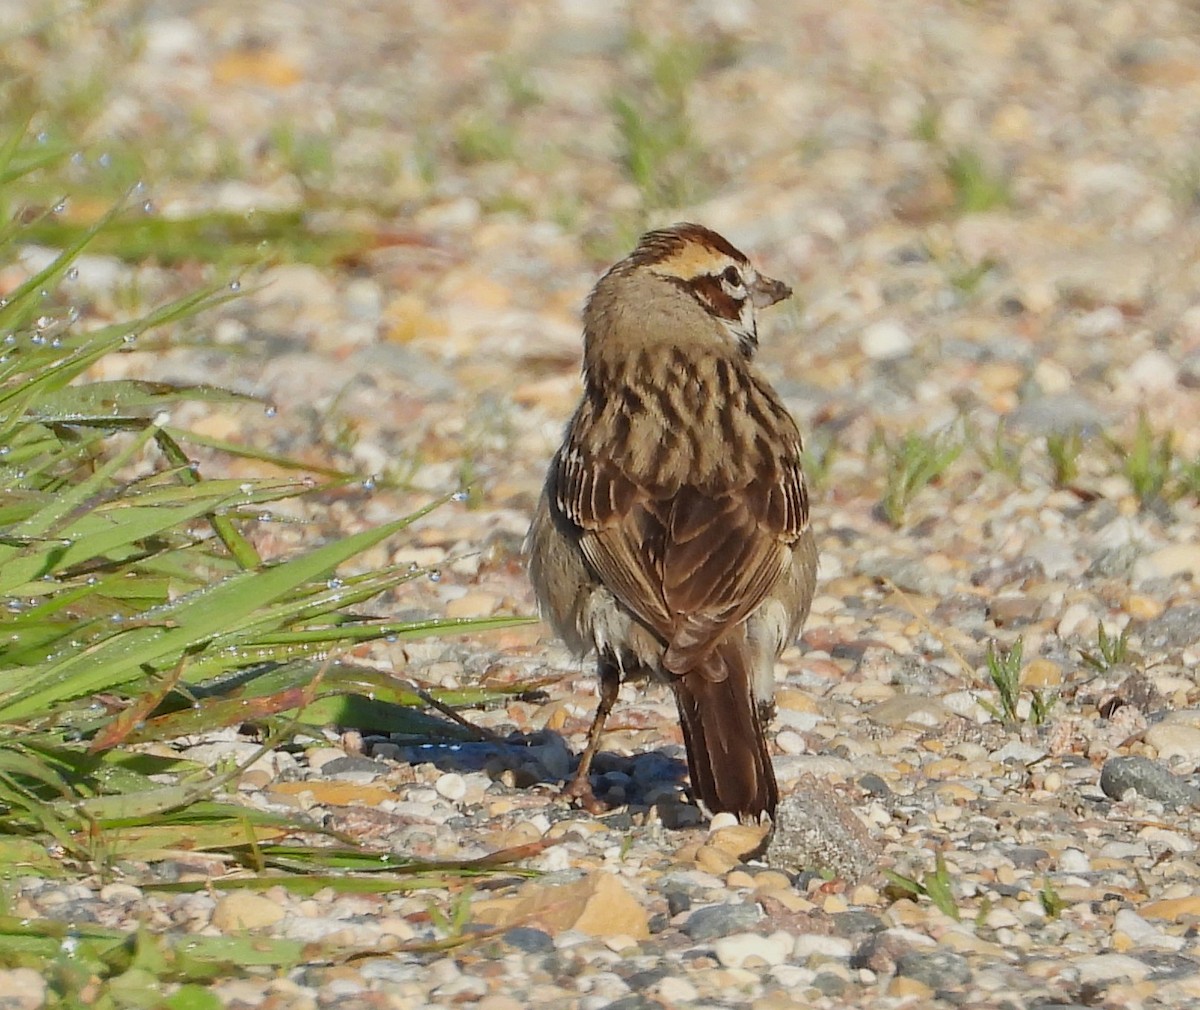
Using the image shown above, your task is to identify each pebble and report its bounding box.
[1145,723,1200,763]
[861,320,914,359]
[713,931,793,968]
[1077,954,1153,984]
[682,902,763,941]
[1099,756,1200,808]
[435,772,467,800]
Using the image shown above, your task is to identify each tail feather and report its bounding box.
[671,638,777,821]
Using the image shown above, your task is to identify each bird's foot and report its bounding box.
[561,773,607,815]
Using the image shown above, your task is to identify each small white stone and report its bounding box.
[708,812,739,833]
[1058,848,1091,874]
[1126,349,1178,392]
[657,977,698,1003]
[860,320,914,360]
[714,931,791,968]
[775,730,807,755]
[1080,954,1152,983]
[1114,909,1185,951]
[435,772,467,801]
[792,934,854,958]
[1056,601,1094,640]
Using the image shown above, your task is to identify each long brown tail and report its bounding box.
[671,637,777,821]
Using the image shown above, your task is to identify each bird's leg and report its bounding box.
[562,656,620,814]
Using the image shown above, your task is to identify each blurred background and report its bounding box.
[4,0,1200,618]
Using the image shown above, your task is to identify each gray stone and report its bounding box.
[895,949,973,989]
[1141,605,1200,651]
[1099,756,1200,808]
[1009,393,1106,436]
[768,778,882,882]
[681,902,762,941]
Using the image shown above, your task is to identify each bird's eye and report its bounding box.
[720,265,743,289]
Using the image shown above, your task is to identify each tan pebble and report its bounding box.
[1145,723,1200,761]
[695,844,739,875]
[383,293,444,344]
[1140,896,1200,920]
[1023,659,1062,688]
[851,884,882,906]
[1111,931,1135,953]
[925,757,965,779]
[889,976,934,999]
[238,769,272,790]
[726,870,757,889]
[934,804,963,824]
[444,592,498,619]
[475,997,526,1010]
[775,688,821,713]
[211,892,286,931]
[377,917,417,941]
[487,798,516,816]
[936,783,979,803]
[753,870,793,893]
[760,889,814,913]
[822,894,849,914]
[708,823,771,859]
[1137,544,1200,580]
[1125,594,1164,621]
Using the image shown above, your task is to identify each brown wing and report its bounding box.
[553,370,808,676]
[552,367,806,671]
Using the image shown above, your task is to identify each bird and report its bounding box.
[526,222,817,822]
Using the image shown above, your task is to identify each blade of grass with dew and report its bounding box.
[27,380,264,423]
[0,496,456,717]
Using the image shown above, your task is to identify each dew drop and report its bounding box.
[326,577,344,590]
[257,511,272,522]
[50,337,62,348]
[97,152,112,168]
[70,151,85,167]
[66,267,79,280]
[263,404,277,417]
[52,200,66,214]
[451,489,470,502]
[238,482,253,493]
[35,131,48,145]
[229,279,241,292]
[427,570,442,583]
[141,200,154,215]
[361,475,377,491]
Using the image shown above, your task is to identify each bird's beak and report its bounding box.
[751,273,792,309]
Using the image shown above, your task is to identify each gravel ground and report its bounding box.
[7,1,1200,1008]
